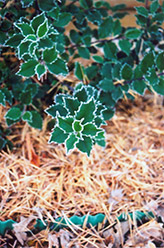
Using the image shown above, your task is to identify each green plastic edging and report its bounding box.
[0,211,154,236]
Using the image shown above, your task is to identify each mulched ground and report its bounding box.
[0,93,164,247]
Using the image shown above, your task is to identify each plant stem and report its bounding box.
[65,35,120,50]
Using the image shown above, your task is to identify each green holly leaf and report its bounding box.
[5,34,24,48]
[1,88,13,105]
[31,13,45,32]
[53,12,72,27]
[156,52,164,71]
[19,90,32,105]
[58,116,74,133]
[22,111,33,122]
[98,16,113,38]
[74,87,88,102]
[135,6,148,17]
[46,104,68,117]
[38,0,57,11]
[98,78,114,92]
[150,0,159,14]
[38,37,54,49]
[21,0,34,7]
[18,40,31,59]
[35,64,46,80]
[49,126,68,143]
[100,62,112,79]
[27,110,42,129]
[46,58,68,75]
[111,87,123,102]
[82,123,101,136]
[132,80,147,95]
[64,97,80,115]
[145,67,159,86]
[77,46,90,59]
[17,60,38,77]
[0,90,5,106]
[153,78,164,95]
[43,46,58,64]
[76,135,92,156]
[75,99,96,124]
[140,53,154,73]
[74,62,85,80]
[103,42,118,60]
[66,133,78,153]
[102,108,115,120]
[120,63,133,80]
[15,22,34,36]
[92,55,104,63]
[125,28,142,39]
[37,19,48,38]
[119,39,132,56]
[5,107,22,121]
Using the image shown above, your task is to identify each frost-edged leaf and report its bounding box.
[53,12,72,27]
[31,13,45,33]
[119,39,132,55]
[43,46,58,64]
[66,133,78,153]
[64,97,80,115]
[5,107,22,121]
[132,80,147,95]
[38,0,56,11]
[125,28,142,39]
[15,23,34,36]
[0,90,5,106]
[76,135,92,156]
[17,60,38,77]
[35,64,46,80]
[156,52,164,71]
[5,34,24,48]
[21,0,34,7]
[98,78,114,92]
[19,90,32,105]
[112,87,123,102]
[75,99,96,124]
[120,64,133,80]
[150,0,159,14]
[38,37,54,49]
[73,120,83,132]
[98,16,113,38]
[103,42,118,60]
[103,108,114,120]
[25,34,37,41]
[46,104,68,117]
[100,62,112,79]
[145,67,159,86]
[27,111,42,129]
[141,53,154,73]
[95,138,106,147]
[135,6,148,17]
[49,126,68,143]
[77,46,90,59]
[92,55,104,63]
[18,40,31,59]
[22,111,32,122]
[46,58,68,76]
[29,42,37,56]
[82,123,101,136]
[58,116,74,133]
[1,88,13,105]
[74,62,85,80]
[74,87,88,102]
[37,19,48,38]
[153,78,164,95]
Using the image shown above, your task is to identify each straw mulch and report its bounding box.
[0,93,164,247]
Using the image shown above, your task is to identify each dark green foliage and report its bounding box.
[1,0,164,156]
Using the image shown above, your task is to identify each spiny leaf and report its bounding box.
[66,133,78,153]
[17,60,38,77]
[76,135,92,156]
[49,126,68,143]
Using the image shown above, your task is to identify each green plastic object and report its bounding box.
[0,219,16,235]
[0,211,154,236]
